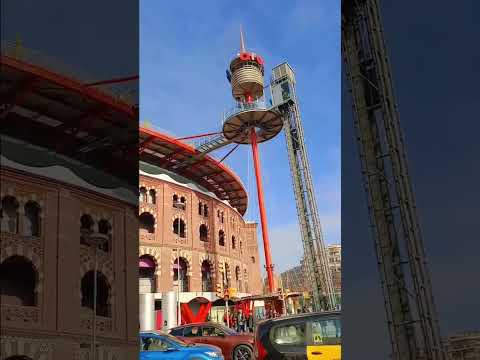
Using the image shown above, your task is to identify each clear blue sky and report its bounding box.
[140,0,340,275]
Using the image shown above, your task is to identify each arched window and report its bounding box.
[199,224,208,242]
[173,257,189,292]
[0,256,37,306]
[251,256,256,264]
[81,270,111,317]
[244,269,249,293]
[139,255,157,293]
[139,187,148,203]
[240,241,243,254]
[231,236,236,249]
[149,189,156,204]
[218,230,225,246]
[224,263,231,288]
[173,218,186,238]
[217,210,220,218]
[1,196,19,234]
[23,201,41,237]
[173,194,185,210]
[235,266,241,292]
[203,204,208,217]
[139,212,155,233]
[80,214,94,246]
[201,260,213,292]
[98,219,112,252]
[198,202,203,215]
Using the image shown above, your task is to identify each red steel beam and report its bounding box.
[175,131,222,141]
[84,75,139,87]
[250,128,275,293]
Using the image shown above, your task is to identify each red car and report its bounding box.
[170,322,254,360]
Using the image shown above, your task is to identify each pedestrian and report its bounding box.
[161,320,168,333]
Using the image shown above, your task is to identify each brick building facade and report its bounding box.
[138,163,263,301]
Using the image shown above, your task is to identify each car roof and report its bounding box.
[171,322,220,329]
[259,311,341,325]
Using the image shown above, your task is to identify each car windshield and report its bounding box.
[151,332,189,347]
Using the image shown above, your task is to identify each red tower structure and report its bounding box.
[223,28,283,292]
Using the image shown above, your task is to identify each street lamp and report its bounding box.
[85,232,109,360]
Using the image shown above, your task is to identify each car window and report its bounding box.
[183,325,201,337]
[141,336,170,351]
[170,328,183,336]
[202,326,224,337]
[310,318,341,346]
[271,322,306,346]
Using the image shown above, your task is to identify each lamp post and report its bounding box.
[174,248,181,326]
[85,232,109,360]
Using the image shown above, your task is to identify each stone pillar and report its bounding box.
[139,293,155,331]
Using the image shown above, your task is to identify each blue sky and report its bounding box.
[140,0,340,275]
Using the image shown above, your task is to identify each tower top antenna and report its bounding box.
[240,25,246,53]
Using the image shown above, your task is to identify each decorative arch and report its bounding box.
[0,245,43,296]
[139,246,161,276]
[172,215,187,238]
[198,253,215,273]
[170,250,192,277]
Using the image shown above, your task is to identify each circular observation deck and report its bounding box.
[222,101,283,144]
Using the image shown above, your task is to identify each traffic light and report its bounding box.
[216,283,223,299]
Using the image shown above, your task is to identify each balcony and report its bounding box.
[172,201,186,210]
[223,98,269,122]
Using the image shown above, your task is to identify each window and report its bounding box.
[240,241,243,254]
[98,219,112,252]
[173,218,186,238]
[81,270,111,317]
[201,260,213,292]
[80,214,94,246]
[140,336,169,351]
[23,201,41,237]
[198,202,203,215]
[1,196,19,233]
[173,257,189,292]
[271,323,306,346]
[0,256,37,306]
[201,326,225,337]
[173,194,185,210]
[183,326,200,337]
[231,236,236,249]
[251,256,256,264]
[203,204,208,217]
[170,328,183,336]
[139,212,155,233]
[218,230,225,246]
[149,189,156,204]
[199,224,208,242]
[310,318,341,345]
[139,187,147,202]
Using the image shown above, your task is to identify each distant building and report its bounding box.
[327,244,342,295]
[279,244,342,296]
[444,332,480,359]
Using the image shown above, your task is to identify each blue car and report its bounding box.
[140,331,224,359]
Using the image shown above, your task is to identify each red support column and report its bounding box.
[250,128,275,293]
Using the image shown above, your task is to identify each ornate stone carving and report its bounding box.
[1,305,39,324]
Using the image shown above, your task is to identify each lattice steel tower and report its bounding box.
[270,63,337,311]
[342,1,445,359]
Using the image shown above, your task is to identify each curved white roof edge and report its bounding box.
[139,169,243,216]
[1,155,138,205]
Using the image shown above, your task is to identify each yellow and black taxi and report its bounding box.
[253,311,341,360]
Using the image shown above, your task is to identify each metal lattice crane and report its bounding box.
[342,1,445,359]
[270,63,338,312]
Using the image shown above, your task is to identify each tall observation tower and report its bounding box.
[223,28,283,292]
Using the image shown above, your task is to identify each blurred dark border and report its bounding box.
[342,1,480,359]
[1,1,139,359]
